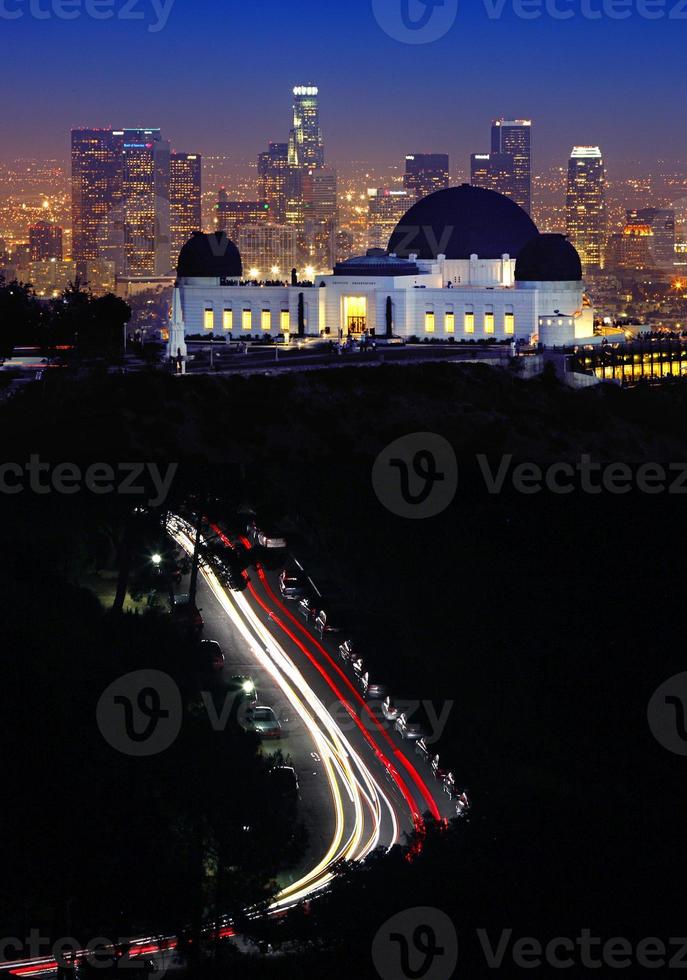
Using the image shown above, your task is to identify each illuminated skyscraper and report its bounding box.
[566,146,606,272]
[470,152,515,199]
[367,188,411,249]
[303,166,338,269]
[29,221,63,261]
[215,196,271,239]
[71,128,124,277]
[258,143,289,223]
[490,119,532,215]
[404,154,449,201]
[289,85,324,169]
[170,152,202,262]
[121,129,171,276]
[626,207,676,271]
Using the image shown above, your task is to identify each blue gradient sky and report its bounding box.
[1,0,685,175]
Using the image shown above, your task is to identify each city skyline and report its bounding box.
[1,1,686,173]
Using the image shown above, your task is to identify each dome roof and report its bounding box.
[515,234,582,282]
[177,231,242,279]
[334,248,420,277]
[387,185,539,261]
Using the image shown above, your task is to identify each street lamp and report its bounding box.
[271,265,280,277]
[152,553,162,567]
[249,268,260,280]
[305,266,315,281]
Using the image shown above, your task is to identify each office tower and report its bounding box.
[121,129,171,276]
[258,143,289,223]
[367,188,411,250]
[288,85,324,169]
[626,207,676,271]
[170,152,202,262]
[302,166,338,270]
[404,154,449,201]
[27,259,77,298]
[71,128,125,277]
[470,153,515,198]
[491,119,532,214]
[29,221,63,261]
[215,197,271,239]
[566,146,606,272]
[236,224,298,279]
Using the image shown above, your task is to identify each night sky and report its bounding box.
[1,0,685,174]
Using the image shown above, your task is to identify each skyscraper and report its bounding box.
[71,128,124,277]
[29,221,63,261]
[121,129,171,276]
[566,146,606,272]
[289,86,324,169]
[626,207,676,272]
[215,196,271,240]
[404,154,449,202]
[491,119,532,215]
[258,143,289,223]
[170,152,202,262]
[470,153,515,199]
[303,166,338,269]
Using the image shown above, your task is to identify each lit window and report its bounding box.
[505,311,515,335]
[464,310,475,334]
[204,308,214,331]
[262,309,271,331]
[281,310,290,333]
[445,312,455,334]
[485,308,495,334]
[425,311,435,333]
[242,309,252,331]
[223,309,233,331]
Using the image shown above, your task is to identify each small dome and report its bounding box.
[387,185,539,260]
[515,234,582,282]
[177,231,242,279]
[333,251,420,277]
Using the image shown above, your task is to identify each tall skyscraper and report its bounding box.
[215,196,271,239]
[71,128,124,277]
[303,166,338,269]
[367,188,411,250]
[170,152,202,262]
[121,129,171,276]
[288,85,324,169]
[566,146,606,272]
[258,143,289,223]
[470,152,516,199]
[490,119,532,214]
[29,221,63,261]
[404,154,449,201]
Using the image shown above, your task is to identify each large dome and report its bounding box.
[515,233,582,282]
[387,185,538,261]
[177,231,243,279]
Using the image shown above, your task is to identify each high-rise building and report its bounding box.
[302,166,338,268]
[29,221,63,261]
[404,154,449,201]
[236,224,298,279]
[215,196,271,239]
[470,152,515,199]
[71,128,124,277]
[626,207,676,272]
[170,153,202,262]
[566,146,606,272]
[288,85,324,169]
[490,119,532,214]
[367,188,411,250]
[258,143,289,223]
[121,129,171,276]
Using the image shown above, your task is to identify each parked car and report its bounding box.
[359,672,389,702]
[257,529,287,550]
[314,604,353,637]
[268,765,300,804]
[414,737,430,764]
[241,705,282,739]
[279,569,311,600]
[382,697,399,723]
[170,594,204,634]
[198,639,225,672]
[228,675,259,705]
[339,639,355,663]
[298,595,318,622]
